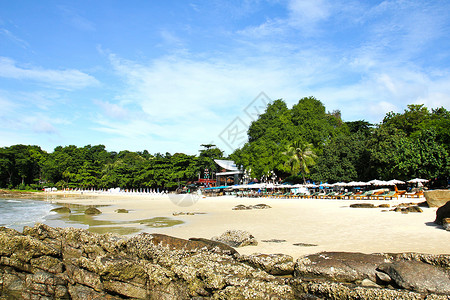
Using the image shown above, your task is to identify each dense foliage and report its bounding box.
[0,144,223,190]
[0,99,448,190]
[231,99,449,186]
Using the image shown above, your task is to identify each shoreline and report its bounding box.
[2,191,448,258]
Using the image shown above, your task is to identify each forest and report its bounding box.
[0,97,449,190]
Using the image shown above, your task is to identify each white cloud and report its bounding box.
[94,100,131,120]
[287,0,331,27]
[0,57,99,90]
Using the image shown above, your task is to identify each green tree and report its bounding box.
[283,140,317,184]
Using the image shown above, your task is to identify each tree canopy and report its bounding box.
[1,98,448,190]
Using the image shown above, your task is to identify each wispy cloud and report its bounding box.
[58,5,95,31]
[0,57,99,90]
[0,28,29,49]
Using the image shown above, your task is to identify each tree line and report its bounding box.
[0,97,449,190]
[231,97,449,187]
[0,144,223,190]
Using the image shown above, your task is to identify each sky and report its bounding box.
[1,0,449,155]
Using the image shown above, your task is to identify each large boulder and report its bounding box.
[443,218,450,231]
[435,201,450,225]
[377,260,450,295]
[51,206,71,213]
[425,190,450,207]
[295,252,390,283]
[211,230,258,247]
[239,253,295,275]
[85,207,102,215]
[2,224,450,299]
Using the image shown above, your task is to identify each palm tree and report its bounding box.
[284,140,317,184]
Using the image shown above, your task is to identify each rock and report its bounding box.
[295,252,390,283]
[406,206,423,213]
[262,239,287,243]
[85,207,102,215]
[2,224,450,299]
[239,253,295,275]
[145,233,238,255]
[251,204,271,209]
[375,270,391,283]
[424,190,450,207]
[350,203,375,208]
[377,260,450,295]
[378,204,390,208]
[435,201,450,225]
[212,230,258,247]
[232,204,271,210]
[293,243,318,247]
[232,204,252,210]
[51,206,71,213]
[360,278,380,288]
[443,218,450,231]
[188,238,239,257]
[1,225,294,299]
[115,208,128,213]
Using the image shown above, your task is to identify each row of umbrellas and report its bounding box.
[232,178,428,189]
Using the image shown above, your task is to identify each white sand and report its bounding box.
[48,192,448,259]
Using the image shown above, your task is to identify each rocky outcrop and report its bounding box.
[435,201,450,225]
[239,253,295,275]
[211,230,258,247]
[84,207,101,215]
[0,224,292,299]
[1,224,449,299]
[232,204,272,210]
[51,206,71,213]
[350,203,375,208]
[425,190,450,207]
[377,260,450,295]
[444,218,450,231]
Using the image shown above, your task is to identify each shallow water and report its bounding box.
[0,198,57,231]
[0,196,184,235]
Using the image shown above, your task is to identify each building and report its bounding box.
[214,159,243,186]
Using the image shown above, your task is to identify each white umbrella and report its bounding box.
[293,184,305,188]
[305,183,317,188]
[332,182,347,186]
[408,178,429,183]
[387,179,405,185]
[368,179,388,186]
[265,183,275,189]
[319,183,333,187]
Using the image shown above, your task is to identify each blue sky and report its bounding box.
[1,1,449,155]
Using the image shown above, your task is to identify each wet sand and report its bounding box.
[46,192,448,259]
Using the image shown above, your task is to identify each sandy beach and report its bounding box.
[44,192,448,259]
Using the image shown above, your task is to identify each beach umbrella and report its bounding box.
[319,183,333,187]
[368,179,388,186]
[387,179,405,185]
[331,182,347,186]
[293,183,305,188]
[305,183,317,188]
[407,178,429,183]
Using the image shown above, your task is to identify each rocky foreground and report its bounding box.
[0,224,449,299]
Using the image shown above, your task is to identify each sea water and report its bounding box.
[0,198,58,231]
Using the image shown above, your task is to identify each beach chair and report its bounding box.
[380,191,398,200]
[352,190,373,200]
[371,190,389,200]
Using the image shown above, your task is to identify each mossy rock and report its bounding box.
[51,206,71,213]
[115,209,129,213]
[85,207,101,215]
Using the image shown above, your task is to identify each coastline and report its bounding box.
[28,191,449,258]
